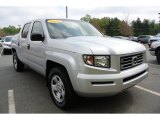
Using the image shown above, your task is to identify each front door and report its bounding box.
[27,21,46,75]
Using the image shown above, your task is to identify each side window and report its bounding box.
[31,21,44,36]
[21,23,31,38]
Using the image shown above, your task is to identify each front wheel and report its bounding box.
[48,67,76,109]
[148,44,151,48]
[13,52,25,72]
[156,51,160,64]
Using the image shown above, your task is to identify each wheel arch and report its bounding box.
[46,60,69,80]
[11,48,16,53]
[46,60,76,91]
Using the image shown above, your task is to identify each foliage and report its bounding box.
[106,18,121,36]
[0,25,20,37]
[80,14,91,22]
[119,20,133,36]
[81,14,160,37]
[132,18,159,36]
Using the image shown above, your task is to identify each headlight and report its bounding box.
[83,55,110,68]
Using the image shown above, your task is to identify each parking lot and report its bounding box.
[0,46,160,113]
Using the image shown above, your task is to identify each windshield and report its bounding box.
[46,19,103,39]
[4,37,12,42]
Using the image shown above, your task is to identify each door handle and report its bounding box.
[27,44,30,50]
[18,42,20,46]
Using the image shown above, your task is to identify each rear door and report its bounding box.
[18,23,32,62]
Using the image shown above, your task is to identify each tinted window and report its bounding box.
[21,23,31,38]
[4,37,12,42]
[31,21,44,35]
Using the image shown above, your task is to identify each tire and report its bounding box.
[48,67,76,109]
[156,51,160,64]
[148,44,151,48]
[3,49,6,55]
[13,52,25,72]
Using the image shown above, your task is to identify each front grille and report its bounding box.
[120,53,143,70]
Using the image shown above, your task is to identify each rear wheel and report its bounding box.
[156,51,160,64]
[48,67,76,109]
[13,52,25,72]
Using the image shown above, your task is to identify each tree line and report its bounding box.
[0,25,20,37]
[81,14,160,37]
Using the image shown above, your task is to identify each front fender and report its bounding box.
[45,51,80,91]
[45,51,78,70]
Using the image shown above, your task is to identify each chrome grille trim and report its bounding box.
[120,53,143,70]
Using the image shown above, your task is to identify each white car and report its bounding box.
[1,36,15,55]
[0,37,5,47]
[0,40,2,47]
[149,41,160,63]
[148,33,160,47]
[2,36,13,49]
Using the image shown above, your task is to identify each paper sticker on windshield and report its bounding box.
[47,20,62,23]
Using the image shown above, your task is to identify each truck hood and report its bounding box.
[48,36,146,55]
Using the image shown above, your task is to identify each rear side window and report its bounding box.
[21,23,31,38]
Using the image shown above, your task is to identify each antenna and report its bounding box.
[66,6,68,19]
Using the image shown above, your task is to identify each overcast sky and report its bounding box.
[0,6,160,28]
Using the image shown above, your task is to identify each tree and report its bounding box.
[149,20,156,35]
[0,29,5,37]
[99,17,109,34]
[80,14,91,22]
[0,25,20,36]
[142,19,150,35]
[90,18,101,31]
[132,18,142,36]
[119,20,133,36]
[90,17,109,34]
[106,18,121,36]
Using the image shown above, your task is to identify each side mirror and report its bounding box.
[30,33,44,41]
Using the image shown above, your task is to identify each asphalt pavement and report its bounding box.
[0,46,160,113]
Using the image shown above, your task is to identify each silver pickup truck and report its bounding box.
[11,19,149,109]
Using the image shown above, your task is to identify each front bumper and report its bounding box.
[149,48,155,56]
[75,63,148,97]
[3,45,11,49]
